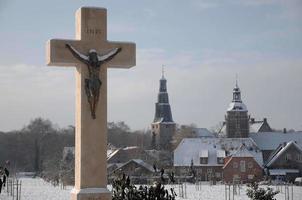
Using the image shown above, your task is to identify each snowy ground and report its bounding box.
[168,182,302,200]
[0,178,301,200]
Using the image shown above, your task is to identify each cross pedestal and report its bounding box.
[46,7,135,200]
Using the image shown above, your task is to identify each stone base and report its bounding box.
[71,188,112,200]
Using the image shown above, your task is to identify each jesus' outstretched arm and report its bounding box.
[97,47,121,64]
[65,44,89,64]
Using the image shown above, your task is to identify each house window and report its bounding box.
[296,154,302,161]
[248,174,254,180]
[233,174,240,180]
[233,162,238,169]
[207,168,212,174]
[285,154,292,161]
[240,160,246,172]
[200,158,208,164]
[217,157,224,164]
[215,172,221,178]
[248,162,253,169]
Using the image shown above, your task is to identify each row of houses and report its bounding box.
[173,131,302,183]
[105,131,302,184]
[61,130,302,184]
[173,137,263,183]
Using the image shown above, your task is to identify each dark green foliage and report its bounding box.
[246,182,279,200]
[112,174,176,200]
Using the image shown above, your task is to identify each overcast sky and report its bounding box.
[0,0,301,131]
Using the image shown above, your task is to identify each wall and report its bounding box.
[223,157,263,183]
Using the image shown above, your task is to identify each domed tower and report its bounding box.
[151,68,176,150]
[225,80,249,138]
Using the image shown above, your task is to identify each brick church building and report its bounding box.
[225,81,249,138]
[219,81,272,137]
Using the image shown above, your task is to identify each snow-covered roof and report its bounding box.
[199,150,208,158]
[193,128,215,138]
[250,132,302,150]
[107,163,123,169]
[269,169,300,176]
[250,122,264,133]
[107,149,119,160]
[132,159,155,172]
[174,137,263,167]
[174,138,223,167]
[123,146,139,150]
[107,146,141,160]
[231,145,254,158]
[115,159,155,173]
[266,141,302,167]
[227,102,247,112]
[217,150,226,158]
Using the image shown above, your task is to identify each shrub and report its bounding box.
[112,174,176,200]
[246,182,279,200]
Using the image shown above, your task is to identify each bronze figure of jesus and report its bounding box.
[65,44,121,119]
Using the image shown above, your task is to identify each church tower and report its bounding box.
[225,80,249,138]
[151,68,176,150]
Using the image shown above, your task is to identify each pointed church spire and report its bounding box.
[153,68,173,123]
[233,75,242,103]
[161,65,166,80]
[227,78,247,111]
[151,68,176,150]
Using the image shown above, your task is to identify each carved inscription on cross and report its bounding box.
[46,7,135,199]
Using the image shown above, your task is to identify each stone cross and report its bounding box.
[46,7,135,200]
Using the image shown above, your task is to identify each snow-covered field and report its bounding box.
[169,182,302,200]
[0,178,301,200]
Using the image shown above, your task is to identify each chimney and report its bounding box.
[283,128,287,133]
[263,118,267,123]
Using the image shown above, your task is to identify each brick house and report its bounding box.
[223,145,263,183]
[265,141,302,182]
[107,146,156,165]
[250,132,302,164]
[174,138,226,181]
[173,138,263,182]
[109,159,155,183]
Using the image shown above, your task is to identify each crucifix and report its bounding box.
[46,7,135,200]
